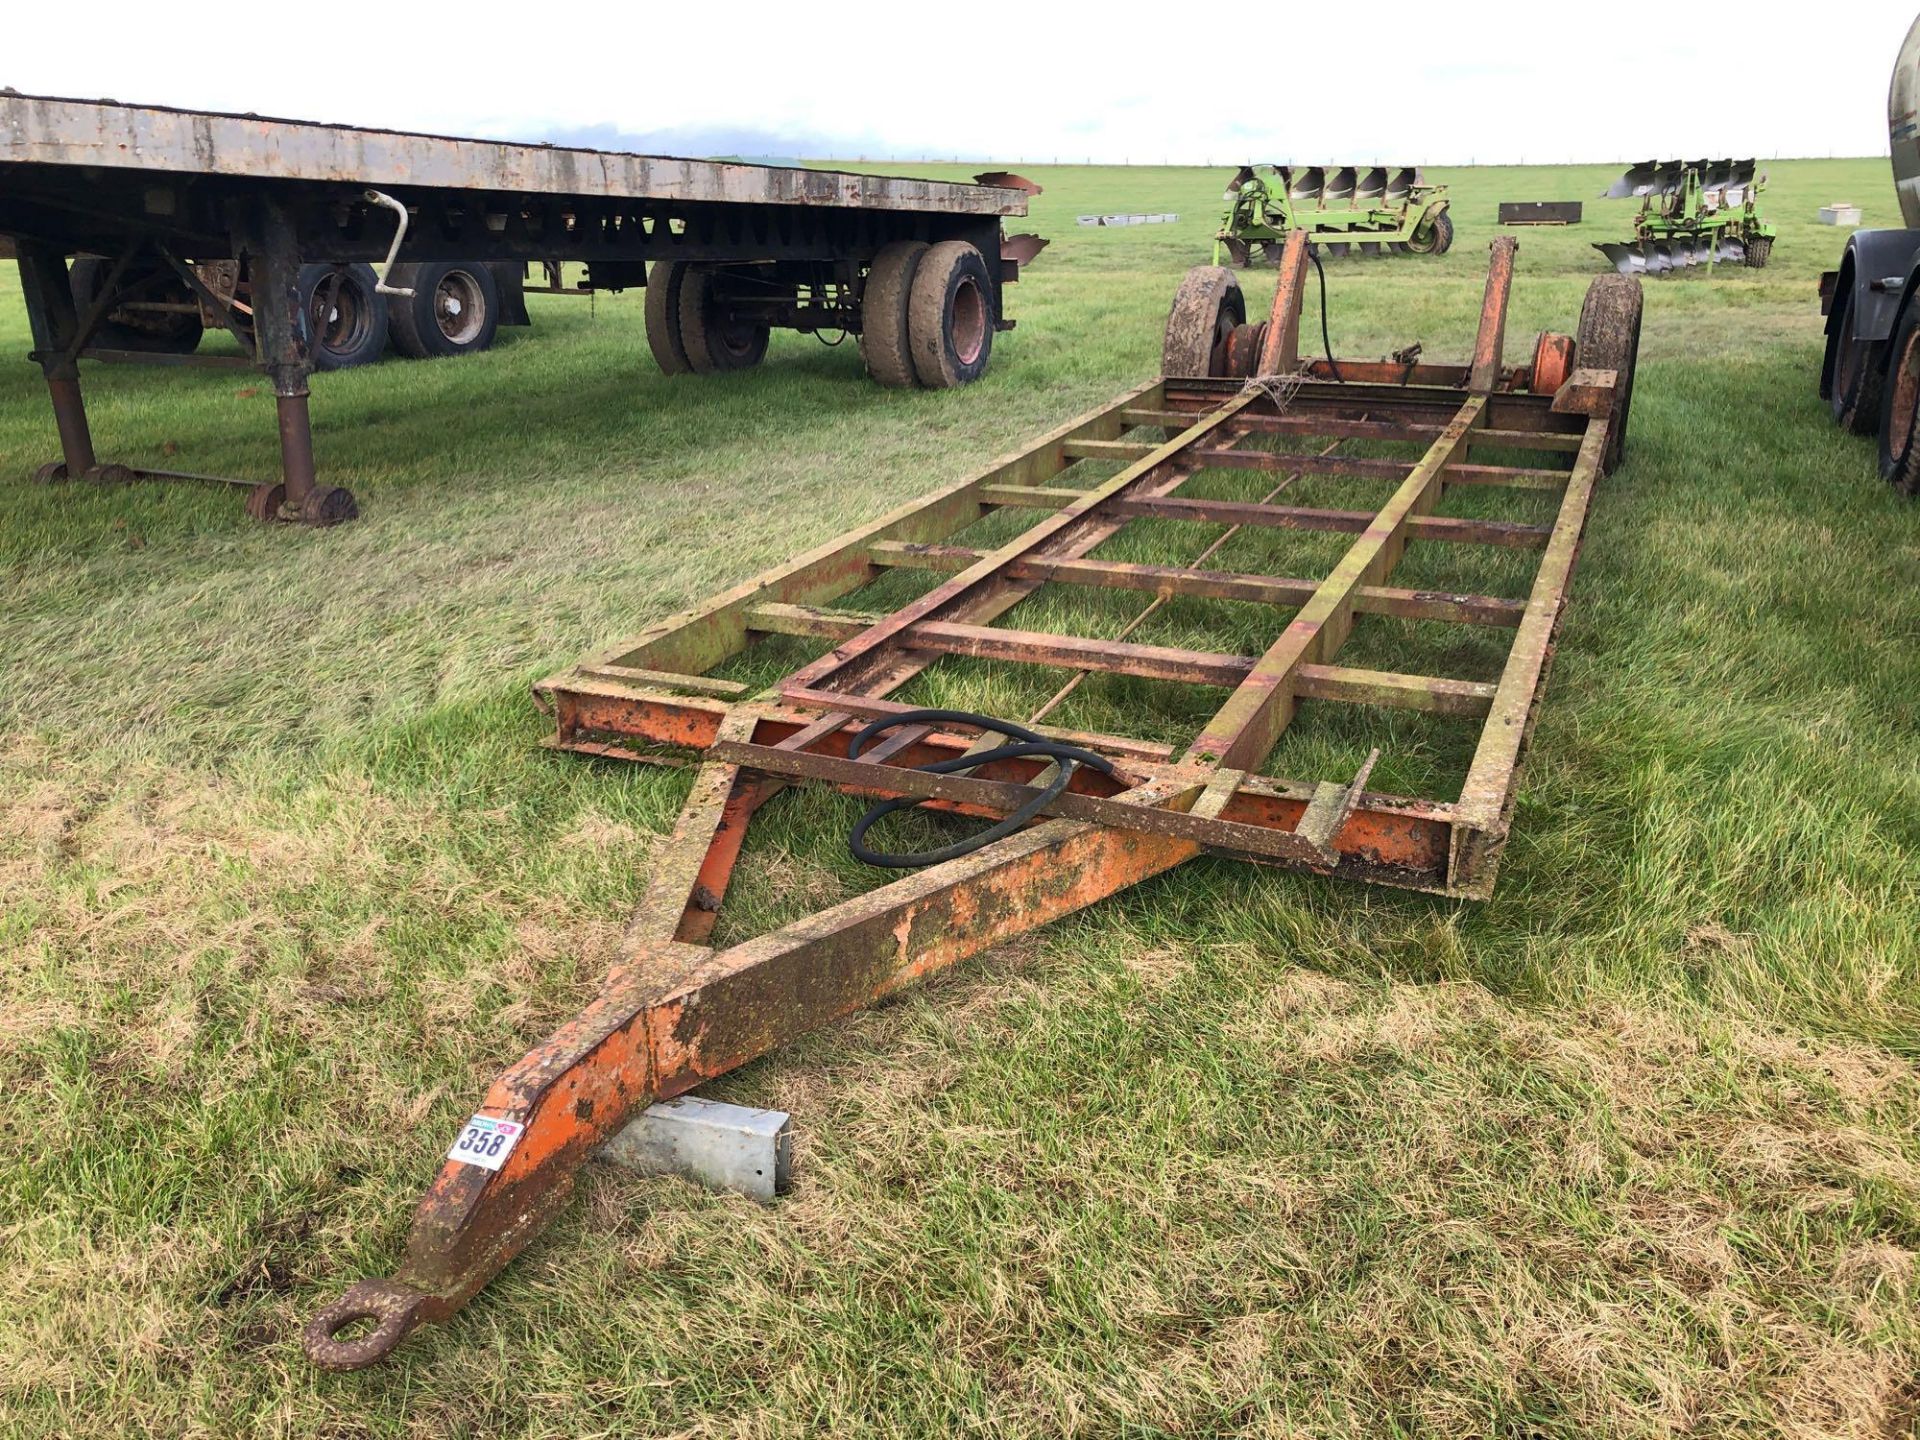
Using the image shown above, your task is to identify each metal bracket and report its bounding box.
[599,1095,792,1204]
[363,190,415,297]
[1293,747,1380,861]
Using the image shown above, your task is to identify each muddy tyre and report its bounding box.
[1408,210,1454,255]
[1575,273,1643,471]
[1163,265,1246,378]
[1826,288,1887,436]
[1875,300,1920,497]
[297,264,388,370]
[858,241,928,388]
[1744,236,1773,270]
[677,266,771,375]
[907,241,995,388]
[645,261,692,375]
[69,256,204,354]
[387,262,501,359]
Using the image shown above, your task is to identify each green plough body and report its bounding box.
[1595,159,1777,275]
[1213,164,1452,264]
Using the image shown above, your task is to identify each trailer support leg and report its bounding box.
[16,242,104,483]
[241,200,357,526]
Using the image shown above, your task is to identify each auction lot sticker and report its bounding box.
[448,1114,525,1172]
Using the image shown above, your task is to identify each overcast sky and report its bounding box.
[8,4,1917,166]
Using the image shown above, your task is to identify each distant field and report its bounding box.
[2,158,1917,1438]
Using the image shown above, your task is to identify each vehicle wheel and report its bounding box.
[1407,210,1454,255]
[69,256,204,354]
[677,266,772,374]
[245,481,287,523]
[1827,289,1887,436]
[1223,322,1267,378]
[858,241,928,388]
[297,264,388,370]
[386,262,501,359]
[1530,330,1577,396]
[1875,300,1920,496]
[301,485,359,526]
[1162,265,1246,378]
[645,261,692,375]
[1575,273,1643,471]
[1744,237,1773,269]
[907,241,995,388]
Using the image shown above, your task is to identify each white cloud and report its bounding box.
[8,0,1913,164]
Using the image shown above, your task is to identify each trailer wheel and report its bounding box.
[678,266,771,375]
[1575,273,1643,470]
[1827,289,1887,436]
[1530,330,1577,396]
[1744,237,1773,269]
[297,264,388,370]
[907,241,995,388]
[1875,300,1920,497]
[69,256,204,354]
[1163,265,1245,378]
[858,241,928,388]
[1407,210,1454,255]
[645,261,692,375]
[387,262,501,359]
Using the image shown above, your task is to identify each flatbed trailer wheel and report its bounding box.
[858,240,928,388]
[387,262,501,358]
[1876,300,1920,496]
[908,240,995,388]
[676,266,771,374]
[298,263,388,370]
[1826,288,1887,435]
[644,260,692,375]
[1576,273,1643,470]
[1162,265,1245,377]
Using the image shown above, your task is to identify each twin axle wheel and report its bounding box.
[1825,280,1920,497]
[645,241,997,390]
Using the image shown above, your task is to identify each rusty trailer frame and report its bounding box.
[303,234,1641,1368]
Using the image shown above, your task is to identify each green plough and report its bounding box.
[1595,159,1776,275]
[1212,165,1453,264]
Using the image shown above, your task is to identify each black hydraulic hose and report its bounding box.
[1310,246,1344,384]
[845,709,1117,869]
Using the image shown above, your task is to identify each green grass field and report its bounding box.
[3,158,1918,1438]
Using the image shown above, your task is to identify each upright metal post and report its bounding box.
[1469,236,1518,393]
[238,199,357,525]
[15,242,98,482]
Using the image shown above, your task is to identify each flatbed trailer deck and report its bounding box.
[0,93,1037,523]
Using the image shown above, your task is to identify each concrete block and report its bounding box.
[598,1095,792,1204]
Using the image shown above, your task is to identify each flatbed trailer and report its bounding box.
[0,93,1038,524]
[301,233,1644,1370]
